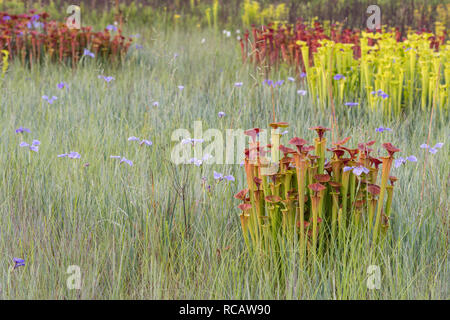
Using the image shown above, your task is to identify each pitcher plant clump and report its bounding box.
[236,122,401,260]
[241,21,449,118]
[0,11,132,67]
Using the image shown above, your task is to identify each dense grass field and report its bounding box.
[0,27,448,299]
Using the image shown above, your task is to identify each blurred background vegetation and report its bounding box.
[1,0,449,33]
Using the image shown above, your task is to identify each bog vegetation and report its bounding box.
[0,0,448,299]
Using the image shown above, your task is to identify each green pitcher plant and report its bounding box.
[300,32,449,118]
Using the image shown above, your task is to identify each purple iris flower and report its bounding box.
[333,74,345,80]
[83,48,95,58]
[297,90,307,96]
[13,258,25,269]
[135,44,143,50]
[263,79,284,88]
[68,152,81,159]
[189,154,212,166]
[345,102,358,106]
[178,85,184,91]
[202,154,212,162]
[395,155,417,168]
[300,72,306,78]
[213,171,235,182]
[15,127,31,134]
[287,77,295,82]
[234,82,243,87]
[153,101,159,107]
[376,127,392,133]
[352,166,370,176]
[394,158,405,168]
[373,89,389,99]
[218,111,226,118]
[120,157,133,166]
[3,15,11,21]
[110,155,132,166]
[343,166,369,176]
[58,151,81,159]
[98,75,115,83]
[42,95,57,104]
[28,21,43,29]
[224,175,235,182]
[181,138,204,145]
[129,136,152,146]
[20,140,40,152]
[420,142,443,154]
[106,24,117,32]
[140,139,152,146]
[189,158,203,167]
[57,82,68,89]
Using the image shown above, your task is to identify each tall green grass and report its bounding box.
[0,27,448,299]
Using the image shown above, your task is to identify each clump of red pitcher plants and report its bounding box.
[0,11,132,67]
[236,122,400,259]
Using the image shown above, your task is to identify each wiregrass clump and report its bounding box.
[236,123,401,260]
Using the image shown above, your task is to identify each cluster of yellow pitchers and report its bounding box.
[298,23,449,119]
